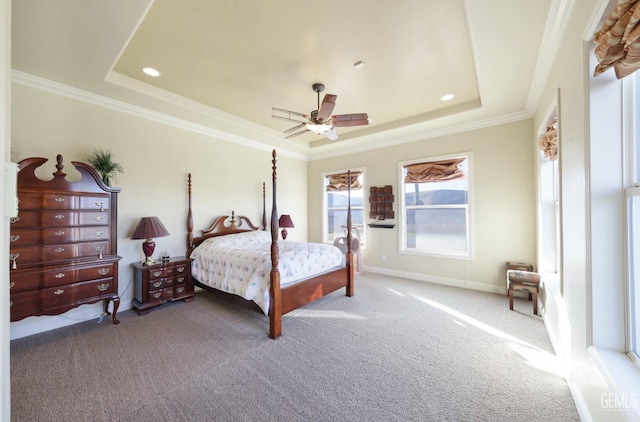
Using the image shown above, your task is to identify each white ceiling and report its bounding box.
[11,0,560,159]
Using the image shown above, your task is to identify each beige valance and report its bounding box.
[403,159,465,184]
[538,117,558,161]
[594,0,640,79]
[326,171,362,192]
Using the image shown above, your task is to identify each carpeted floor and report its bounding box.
[10,273,580,421]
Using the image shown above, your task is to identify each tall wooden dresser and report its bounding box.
[9,154,122,324]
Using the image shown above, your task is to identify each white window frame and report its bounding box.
[321,168,366,246]
[398,152,473,260]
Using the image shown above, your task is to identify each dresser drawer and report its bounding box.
[78,212,110,226]
[147,289,164,304]
[162,287,174,301]
[41,283,74,309]
[148,279,164,291]
[78,227,109,242]
[18,192,77,210]
[77,263,115,282]
[43,268,77,288]
[10,271,43,293]
[79,195,110,211]
[77,241,110,258]
[76,278,115,301]
[10,290,40,321]
[174,284,188,298]
[148,267,166,281]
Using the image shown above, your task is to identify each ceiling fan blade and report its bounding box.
[316,94,337,123]
[284,128,310,139]
[331,113,369,127]
[272,107,308,124]
[322,128,339,141]
[284,122,306,134]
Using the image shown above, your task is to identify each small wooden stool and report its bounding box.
[505,262,540,315]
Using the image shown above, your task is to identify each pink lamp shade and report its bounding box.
[132,216,170,265]
[278,214,294,240]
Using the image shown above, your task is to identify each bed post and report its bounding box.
[346,170,354,297]
[269,150,282,339]
[187,173,194,257]
[262,182,267,230]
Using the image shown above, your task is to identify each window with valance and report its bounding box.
[322,169,365,245]
[400,155,471,258]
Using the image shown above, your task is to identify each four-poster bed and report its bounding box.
[186,149,354,339]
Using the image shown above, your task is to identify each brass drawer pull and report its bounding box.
[97,283,109,292]
[152,270,162,277]
[55,214,65,219]
[55,273,65,278]
[176,286,185,294]
[95,201,104,211]
[177,267,185,273]
[9,281,14,289]
[54,230,65,236]
[97,268,110,276]
[54,247,64,253]
[94,246,104,259]
[94,231,105,237]
[94,216,104,222]
[10,216,19,224]
[9,301,13,308]
[176,276,185,283]
[152,292,161,299]
[10,235,20,242]
[152,281,162,288]
[54,289,64,295]
[54,197,65,202]
[10,253,19,270]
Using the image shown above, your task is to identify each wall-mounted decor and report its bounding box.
[369,185,394,221]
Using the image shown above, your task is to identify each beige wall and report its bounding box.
[309,119,536,293]
[9,82,308,339]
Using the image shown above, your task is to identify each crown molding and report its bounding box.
[11,70,309,161]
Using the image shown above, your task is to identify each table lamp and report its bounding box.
[132,216,170,265]
[278,214,294,240]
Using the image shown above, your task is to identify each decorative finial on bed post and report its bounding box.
[262,182,267,230]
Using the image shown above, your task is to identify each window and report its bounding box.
[399,154,471,259]
[538,114,560,275]
[322,169,365,246]
[628,72,640,359]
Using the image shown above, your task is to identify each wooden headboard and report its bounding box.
[186,174,267,256]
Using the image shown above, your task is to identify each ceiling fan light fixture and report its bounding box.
[306,123,333,135]
[440,94,455,101]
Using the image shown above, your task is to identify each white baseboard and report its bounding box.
[10,301,131,341]
[361,265,506,295]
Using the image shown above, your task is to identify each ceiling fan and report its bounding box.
[272,83,370,141]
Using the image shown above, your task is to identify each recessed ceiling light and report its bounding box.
[354,61,365,70]
[141,67,161,77]
[440,94,455,101]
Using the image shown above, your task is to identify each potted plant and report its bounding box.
[88,149,124,186]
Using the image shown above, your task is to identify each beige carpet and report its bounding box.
[10,273,579,421]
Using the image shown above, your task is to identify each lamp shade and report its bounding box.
[278,214,295,228]
[132,216,170,240]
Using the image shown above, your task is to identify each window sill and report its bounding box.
[589,346,640,418]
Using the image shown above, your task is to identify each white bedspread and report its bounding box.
[190,230,346,314]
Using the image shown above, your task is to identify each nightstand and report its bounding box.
[132,256,194,315]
